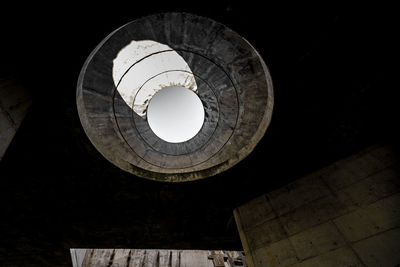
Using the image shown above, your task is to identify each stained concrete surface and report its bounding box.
[235,145,400,266]
[0,78,31,160]
[0,3,397,266]
[77,13,273,181]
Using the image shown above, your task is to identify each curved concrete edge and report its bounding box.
[76,13,273,182]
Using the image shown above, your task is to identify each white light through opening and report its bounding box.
[147,86,205,143]
[112,40,198,117]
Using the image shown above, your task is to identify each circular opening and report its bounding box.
[147,86,205,143]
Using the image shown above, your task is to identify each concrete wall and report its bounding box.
[234,145,400,267]
[0,78,31,160]
[71,249,246,267]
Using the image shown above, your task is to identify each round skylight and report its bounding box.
[146,86,205,143]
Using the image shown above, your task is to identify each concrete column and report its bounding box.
[0,78,31,160]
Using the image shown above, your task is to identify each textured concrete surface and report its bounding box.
[1,6,396,266]
[71,249,246,267]
[234,145,400,267]
[77,13,273,182]
[0,78,31,160]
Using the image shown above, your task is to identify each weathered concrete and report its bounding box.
[352,228,400,267]
[77,13,273,182]
[0,78,31,160]
[71,249,246,267]
[234,145,400,267]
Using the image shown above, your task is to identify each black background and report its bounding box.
[0,2,397,266]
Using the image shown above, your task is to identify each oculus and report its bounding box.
[77,13,273,182]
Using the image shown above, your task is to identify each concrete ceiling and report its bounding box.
[76,13,273,181]
[0,3,396,266]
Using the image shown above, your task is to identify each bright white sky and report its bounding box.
[147,86,204,143]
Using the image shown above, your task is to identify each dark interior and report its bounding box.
[0,3,396,266]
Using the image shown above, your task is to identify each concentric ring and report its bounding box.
[77,12,273,182]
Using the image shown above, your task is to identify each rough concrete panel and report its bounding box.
[342,152,386,177]
[7,100,31,129]
[289,221,346,260]
[364,192,400,231]
[0,78,31,160]
[322,146,397,192]
[292,246,362,267]
[278,195,349,236]
[333,209,382,243]
[0,79,31,121]
[79,249,243,267]
[70,249,87,267]
[321,164,359,191]
[267,172,331,216]
[0,109,16,160]
[335,166,400,210]
[245,218,287,250]
[368,145,398,166]
[334,193,400,242]
[233,209,255,267]
[352,227,400,267]
[253,239,299,267]
[238,194,276,231]
[234,145,399,267]
[325,152,391,191]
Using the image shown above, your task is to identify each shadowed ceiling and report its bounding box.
[0,3,396,266]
